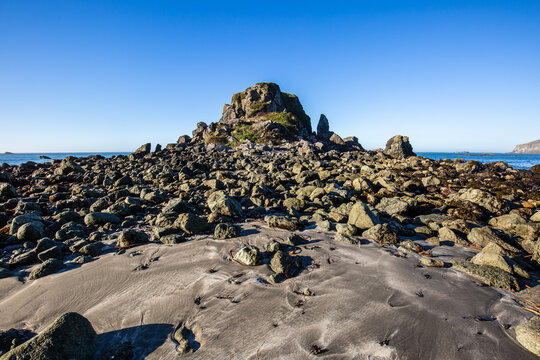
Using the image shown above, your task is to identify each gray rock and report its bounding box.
[207,191,242,217]
[84,212,120,226]
[16,222,44,242]
[515,317,540,357]
[55,159,84,175]
[269,250,297,277]
[284,234,309,246]
[37,246,64,262]
[9,251,38,268]
[531,211,540,222]
[0,183,17,198]
[0,312,96,360]
[449,260,519,292]
[329,133,345,145]
[131,143,151,158]
[384,135,415,158]
[334,233,360,245]
[438,227,468,245]
[336,223,357,236]
[10,213,42,235]
[214,223,240,239]
[362,224,399,244]
[174,213,209,235]
[159,234,184,245]
[265,215,300,231]
[375,197,409,215]
[488,213,527,229]
[233,246,261,266]
[347,202,380,230]
[454,188,503,214]
[29,259,65,280]
[117,229,149,248]
[421,176,441,187]
[79,243,104,257]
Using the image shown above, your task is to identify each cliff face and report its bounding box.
[513,139,540,154]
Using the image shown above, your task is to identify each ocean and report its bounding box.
[416,152,540,170]
[0,153,129,166]
[1,152,539,170]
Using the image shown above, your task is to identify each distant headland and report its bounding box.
[513,139,540,154]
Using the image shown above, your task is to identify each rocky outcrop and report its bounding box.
[316,114,332,139]
[384,135,415,158]
[199,82,313,145]
[513,139,540,154]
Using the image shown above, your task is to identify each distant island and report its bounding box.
[513,139,540,154]
[4,152,13,154]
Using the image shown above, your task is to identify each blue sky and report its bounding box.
[1,0,539,152]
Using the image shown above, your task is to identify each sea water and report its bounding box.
[0,153,129,166]
[1,152,539,170]
[417,152,540,170]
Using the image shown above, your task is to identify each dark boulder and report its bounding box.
[384,135,416,158]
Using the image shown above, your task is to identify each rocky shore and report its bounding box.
[1,83,540,359]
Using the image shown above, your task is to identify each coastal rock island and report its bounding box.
[1,83,540,359]
[514,139,540,154]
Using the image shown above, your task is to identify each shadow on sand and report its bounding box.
[94,323,173,360]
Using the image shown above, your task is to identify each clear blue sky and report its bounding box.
[1,0,539,153]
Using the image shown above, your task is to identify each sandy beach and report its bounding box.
[1,221,537,359]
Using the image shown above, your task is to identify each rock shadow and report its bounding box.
[239,228,260,236]
[94,323,173,360]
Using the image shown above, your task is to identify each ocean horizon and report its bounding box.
[1,151,539,170]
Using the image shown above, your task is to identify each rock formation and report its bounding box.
[192,82,313,146]
[513,139,540,154]
[384,135,416,158]
[316,114,332,139]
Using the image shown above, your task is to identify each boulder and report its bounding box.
[207,191,242,217]
[347,202,380,230]
[233,246,261,266]
[174,213,209,235]
[0,183,17,198]
[214,223,240,239]
[438,227,468,245]
[37,246,64,262]
[488,213,527,229]
[130,143,151,159]
[336,224,357,236]
[515,317,540,357]
[0,312,96,360]
[159,234,184,245]
[454,188,503,214]
[265,216,300,231]
[450,260,519,292]
[84,212,120,226]
[10,213,42,235]
[383,135,415,158]
[117,229,149,248]
[16,222,44,242]
[269,250,302,282]
[29,259,65,280]
[375,197,409,215]
[362,224,398,244]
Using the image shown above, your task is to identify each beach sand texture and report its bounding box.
[0,221,536,359]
